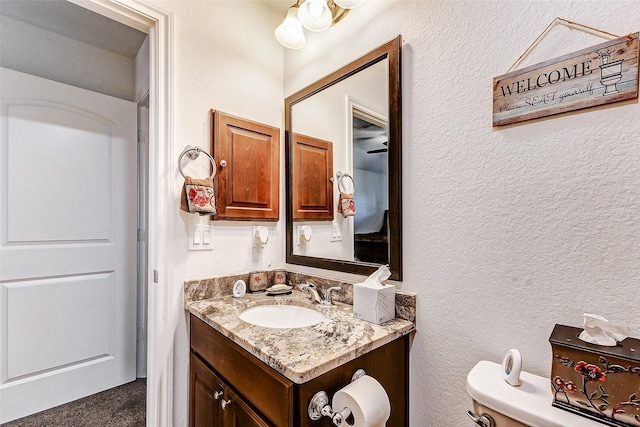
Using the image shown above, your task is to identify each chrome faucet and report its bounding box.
[323,286,342,306]
[299,282,341,306]
[299,282,322,304]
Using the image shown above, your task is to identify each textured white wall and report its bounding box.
[162,0,285,279]
[146,1,285,425]
[284,1,640,426]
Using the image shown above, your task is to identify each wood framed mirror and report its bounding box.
[285,36,402,280]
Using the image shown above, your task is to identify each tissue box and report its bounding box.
[352,282,395,324]
[549,324,640,427]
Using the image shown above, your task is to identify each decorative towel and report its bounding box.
[180,176,216,215]
[337,192,356,218]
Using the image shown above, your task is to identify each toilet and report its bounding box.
[466,360,603,427]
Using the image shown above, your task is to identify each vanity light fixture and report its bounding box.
[274,5,306,49]
[274,0,364,49]
[298,0,332,32]
[333,0,365,8]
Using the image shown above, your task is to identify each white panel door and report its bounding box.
[0,68,137,423]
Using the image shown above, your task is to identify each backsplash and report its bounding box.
[184,270,416,323]
[185,272,256,302]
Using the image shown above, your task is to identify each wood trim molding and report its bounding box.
[70,2,175,426]
[67,0,157,32]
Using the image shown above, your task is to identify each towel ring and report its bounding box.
[336,172,355,193]
[178,145,216,179]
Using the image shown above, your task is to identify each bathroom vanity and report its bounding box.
[186,291,414,427]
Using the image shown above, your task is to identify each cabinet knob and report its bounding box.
[213,390,223,400]
[221,399,232,410]
[219,159,227,167]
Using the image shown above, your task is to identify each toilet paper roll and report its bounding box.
[331,375,390,427]
[502,349,522,386]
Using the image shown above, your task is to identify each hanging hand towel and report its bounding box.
[337,192,356,218]
[180,176,216,215]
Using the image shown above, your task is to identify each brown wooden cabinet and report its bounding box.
[211,110,280,221]
[292,133,334,220]
[190,352,272,427]
[190,352,224,427]
[189,315,409,427]
[225,386,272,427]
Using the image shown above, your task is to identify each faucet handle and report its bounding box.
[300,282,323,304]
[324,286,341,304]
[300,282,316,290]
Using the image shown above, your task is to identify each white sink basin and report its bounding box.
[239,305,325,329]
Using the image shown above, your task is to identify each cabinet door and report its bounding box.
[190,353,225,427]
[292,133,334,220]
[211,110,280,220]
[223,387,273,427]
[190,315,294,427]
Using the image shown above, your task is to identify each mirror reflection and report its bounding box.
[291,59,388,263]
[285,36,402,280]
[352,111,389,265]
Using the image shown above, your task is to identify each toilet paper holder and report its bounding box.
[308,369,366,425]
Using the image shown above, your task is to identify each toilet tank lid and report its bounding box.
[466,360,603,427]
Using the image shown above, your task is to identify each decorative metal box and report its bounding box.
[549,324,640,427]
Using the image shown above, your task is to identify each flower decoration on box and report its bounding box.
[551,354,640,424]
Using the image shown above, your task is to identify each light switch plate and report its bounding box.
[188,224,213,251]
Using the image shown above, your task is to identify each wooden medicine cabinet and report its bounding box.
[211,110,280,221]
[292,133,334,220]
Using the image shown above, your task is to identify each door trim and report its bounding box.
[67,1,175,426]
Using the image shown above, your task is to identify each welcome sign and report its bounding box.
[493,33,639,126]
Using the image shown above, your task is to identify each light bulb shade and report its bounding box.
[275,7,306,49]
[298,0,332,32]
[333,0,365,8]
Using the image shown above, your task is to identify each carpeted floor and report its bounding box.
[2,379,146,427]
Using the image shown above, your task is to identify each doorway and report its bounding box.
[2,0,159,424]
[350,105,389,265]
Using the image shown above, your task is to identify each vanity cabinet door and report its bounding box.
[190,315,294,427]
[223,387,273,427]
[190,351,272,427]
[190,353,225,427]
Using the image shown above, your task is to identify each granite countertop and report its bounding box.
[186,290,415,384]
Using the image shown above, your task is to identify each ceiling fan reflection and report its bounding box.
[367,141,387,154]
